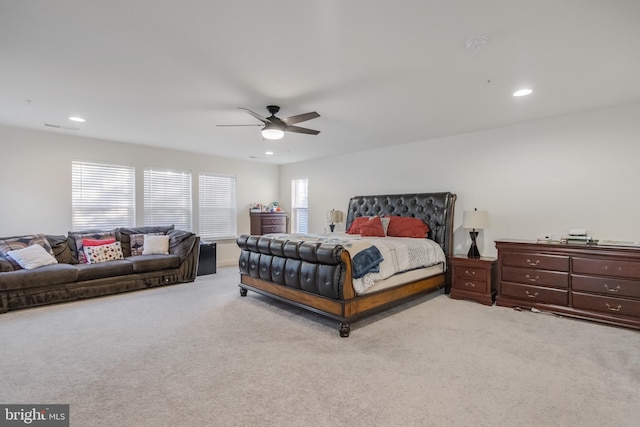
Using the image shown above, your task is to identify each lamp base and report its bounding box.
[329,224,335,232]
[467,230,481,258]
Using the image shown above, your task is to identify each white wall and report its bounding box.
[0,125,280,266]
[280,102,640,257]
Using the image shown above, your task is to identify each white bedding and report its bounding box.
[264,233,446,295]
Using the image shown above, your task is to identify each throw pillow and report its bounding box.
[72,232,117,264]
[7,244,58,270]
[142,235,170,255]
[386,216,430,238]
[130,233,164,256]
[82,238,116,247]
[358,216,386,237]
[83,241,124,264]
[379,217,390,236]
[346,217,371,234]
[0,233,55,270]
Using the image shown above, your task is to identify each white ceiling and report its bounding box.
[2,1,640,165]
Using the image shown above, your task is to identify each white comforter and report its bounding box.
[350,236,446,294]
[264,233,446,295]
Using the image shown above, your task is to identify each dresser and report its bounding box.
[496,240,640,330]
[449,255,497,305]
[250,212,288,235]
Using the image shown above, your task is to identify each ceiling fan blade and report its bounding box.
[285,125,320,135]
[216,124,262,127]
[281,111,320,125]
[238,107,269,124]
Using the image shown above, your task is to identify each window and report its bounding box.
[291,178,308,233]
[199,173,237,240]
[72,161,135,231]
[144,168,192,231]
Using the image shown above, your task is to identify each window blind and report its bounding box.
[291,178,309,233]
[72,161,135,231]
[199,173,237,240]
[144,168,192,231]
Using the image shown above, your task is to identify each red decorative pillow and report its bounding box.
[82,238,116,247]
[346,217,371,234]
[358,216,385,237]
[386,217,430,238]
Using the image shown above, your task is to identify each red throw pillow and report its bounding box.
[358,216,385,237]
[346,217,371,234]
[386,217,429,238]
[82,238,116,247]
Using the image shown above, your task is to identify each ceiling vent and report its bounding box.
[44,123,79,131]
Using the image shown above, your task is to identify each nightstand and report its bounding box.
[449,255,497,305]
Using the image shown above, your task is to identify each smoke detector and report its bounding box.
[465,36,488,52]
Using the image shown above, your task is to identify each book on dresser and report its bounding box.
[495,239,640,331]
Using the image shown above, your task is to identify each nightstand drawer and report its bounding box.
[261,216,287,226]
[500,282,568,306]
[453,278,487,294]
[455,266,487,281]
[261,224,286,234]
[502,266,568,289]
[502,252,569,271]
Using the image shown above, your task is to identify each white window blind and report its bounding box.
[144,168,192,231]
[291,178,309,233]
[72,161,135,231]
[199,173,237,240]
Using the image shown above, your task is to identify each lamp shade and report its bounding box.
[462,209,489,230]
[328,209,343,223]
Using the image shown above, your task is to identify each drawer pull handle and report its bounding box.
[525,291,538,299]
[464,270,475,276]
[525,274,539,282]
[603,284,620,293]
[526,259,540,266]
[464,282,476,287]
[605,303,622,312]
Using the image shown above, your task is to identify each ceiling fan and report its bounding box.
[218,105,320,140]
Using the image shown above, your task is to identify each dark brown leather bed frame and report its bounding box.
[236,192,457,337]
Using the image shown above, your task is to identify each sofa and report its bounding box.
[0,226,200,313]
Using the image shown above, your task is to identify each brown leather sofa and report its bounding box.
[0,226,200,313]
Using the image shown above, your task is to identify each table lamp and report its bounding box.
[328,209,342,232]
[463,208,489,258]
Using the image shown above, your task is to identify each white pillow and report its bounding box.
[7,244,58,270]
[379,217,391,236]
[142,235,170,255]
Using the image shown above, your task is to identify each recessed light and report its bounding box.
[513,89,533,97]
[69,116,86,122]
[265,151,274,156]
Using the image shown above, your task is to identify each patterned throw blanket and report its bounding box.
[265,233,445,294]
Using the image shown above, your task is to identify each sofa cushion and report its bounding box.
[130,232,164,256]
[118,226,174,257]
[46,234,73,264]
[167,229,197,261]
[0,234,55,270]
[75,260,135,281]
[0,253,15,272]
[0,264,79,291]
[126,254,180,273]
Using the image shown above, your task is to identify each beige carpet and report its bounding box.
[1,267,639,427]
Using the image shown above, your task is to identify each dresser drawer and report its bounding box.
[454,265,487,281]
[572,274,640,298]
[261,224,286,234]
[500,282,568,306]
[501,252,569,271]
[502,266,568,289]
[573,257,640,279]
[572,292,640,318]
[452,277,488,294]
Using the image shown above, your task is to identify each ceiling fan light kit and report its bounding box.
[262,125,285,140]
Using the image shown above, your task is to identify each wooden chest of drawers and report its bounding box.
[496,240,640,330]
[250,212,288,235]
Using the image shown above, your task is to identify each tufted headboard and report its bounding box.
[345,192,457,257]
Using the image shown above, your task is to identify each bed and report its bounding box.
[236,192,457,337]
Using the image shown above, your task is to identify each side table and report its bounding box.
[449,255,497,305]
